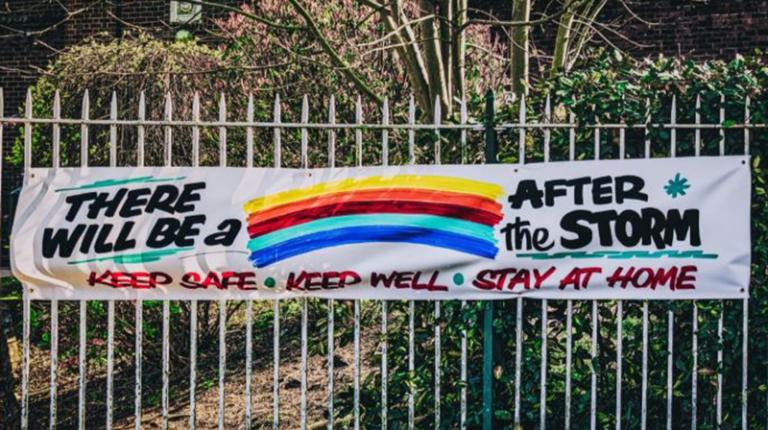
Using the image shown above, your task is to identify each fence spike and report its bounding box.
[273,94,281,168]
[568,105,575,162]
[51,90,61,168]
[164,92,173,164]
[247,93,254,168]
[301,94,309,168]
[433,95,441,164]
[644,98,651,158]
[219,93,227,166]
[670,94,677,157]
[23,88,33,176]
[355,95,363,167]
[619,95,626,159]
[192,92,200,167]
[719,93,725,155]
[744,95,750,155]
[408,94,416,164]
[80,89,90,167]
[110,92,118,167]
[328,94,336,168]
[460,97,468,164]
[382,96,389,166]
[518,94,526,164]
[694,94,701,156]
[137,91,145,167]
[544,93,551,162]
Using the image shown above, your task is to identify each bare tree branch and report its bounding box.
[459,0,577,32]
[180,0,304,31]
[287,0,382,104]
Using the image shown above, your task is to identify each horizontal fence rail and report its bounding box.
[0,87,760,430]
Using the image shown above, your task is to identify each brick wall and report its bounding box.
[602,0,768,59]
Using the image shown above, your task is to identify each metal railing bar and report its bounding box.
[327,94,336,430]
[667,96,677,430]
[218,299,227,430]
[2,115,766,130]
[245,300,253,430]
[616,300,623,430]
[460,97,469,430]
[78,300,87,430]
[743,95,750,430]
[692,302,698,430]
[162,301,170,430]
[433,96,442,430]
[50,300,58,430]
[272,92,282,430]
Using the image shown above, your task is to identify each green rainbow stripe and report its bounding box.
[67,247,193,265]
[247,214,496,251]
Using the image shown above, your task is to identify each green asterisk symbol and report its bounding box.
[664,173,690,198]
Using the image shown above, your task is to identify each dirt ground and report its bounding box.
[17,301,380,429]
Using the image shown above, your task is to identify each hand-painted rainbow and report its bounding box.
[243,175,505,267]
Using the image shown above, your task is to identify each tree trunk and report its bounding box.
[566,0,608,70]
[509,0,531,97]
[420,0,450,114]
[438,0,453,114]
[452,0,467,102]
[551,2,575,78]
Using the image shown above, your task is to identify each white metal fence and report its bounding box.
[0,87,758,429]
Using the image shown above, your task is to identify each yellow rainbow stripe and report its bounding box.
[243,175,505,214]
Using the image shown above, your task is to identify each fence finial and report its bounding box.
[80,89,89,168]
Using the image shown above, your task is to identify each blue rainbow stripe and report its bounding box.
[249,225,499,267]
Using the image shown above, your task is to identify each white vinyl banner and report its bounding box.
[12,156,750,300]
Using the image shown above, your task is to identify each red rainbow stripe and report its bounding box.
[246,188,502,226]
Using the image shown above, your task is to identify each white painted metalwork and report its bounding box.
[692,302,698,430]
[616,300,623,430]
[667,96,677,430]
[218,300,227,430]
[245,300,253,430]
[4,89,757,430]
